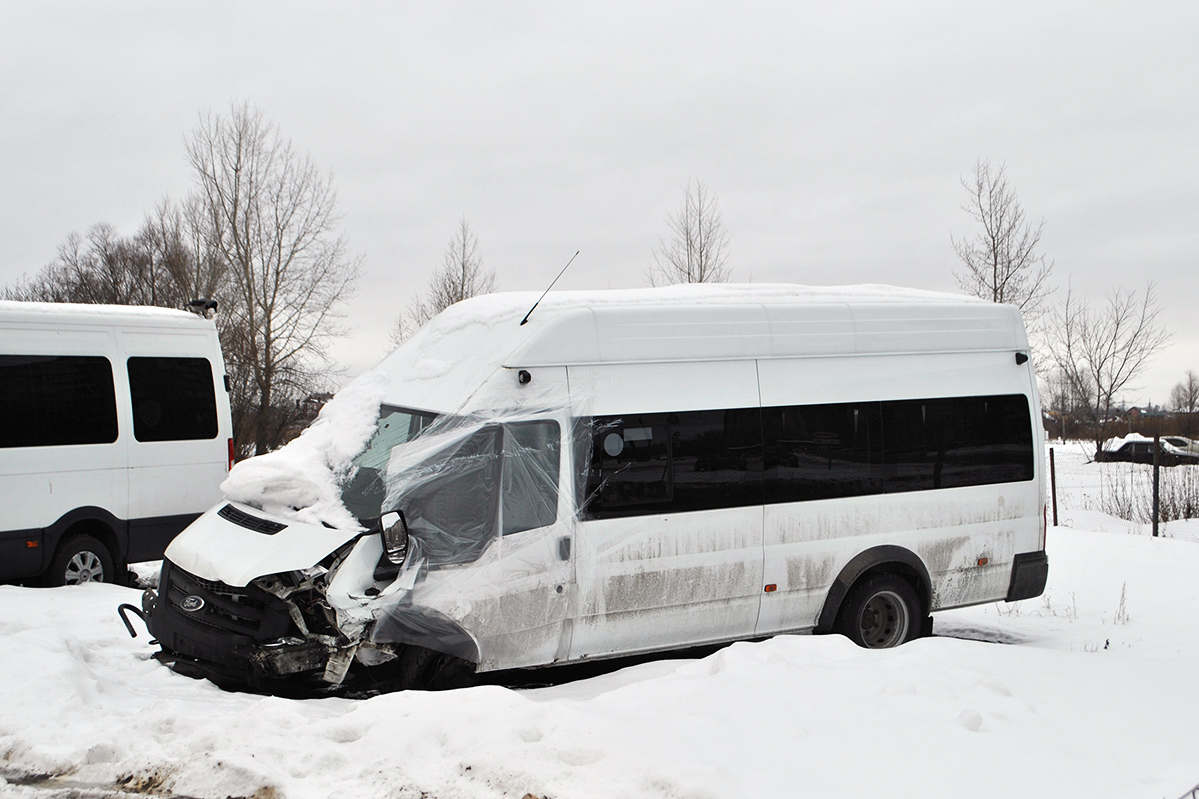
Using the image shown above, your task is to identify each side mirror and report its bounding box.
[379,510,409,566]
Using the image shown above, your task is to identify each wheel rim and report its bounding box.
[64,551,105,585]
[858,589,909,648]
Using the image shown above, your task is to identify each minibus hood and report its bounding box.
[164,501,362,588]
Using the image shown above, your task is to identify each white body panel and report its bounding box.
[163,285,1045,674]
[0,301,232,580]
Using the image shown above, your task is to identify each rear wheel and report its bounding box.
[46,534,114,587]
[834,573,921,649]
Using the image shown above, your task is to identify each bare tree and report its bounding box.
[951,159,1053,321]
[1044,283,1172,457]
[1042,367,1093,442]
[1170,370,1199,437]
[391,217,495,345]
[648,179,731,286]
[3,211,204,310]
[187,102,361,456]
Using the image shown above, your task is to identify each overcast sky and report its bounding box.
[2,1,1196,405]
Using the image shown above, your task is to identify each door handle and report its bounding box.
[558,537,571,561]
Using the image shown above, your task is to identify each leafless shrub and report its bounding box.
[1082,462,1199,524]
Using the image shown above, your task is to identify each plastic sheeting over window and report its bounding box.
[502,422,561,536]
[339,406,436,522]
[379,416,562,567]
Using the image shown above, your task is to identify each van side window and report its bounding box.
[587,418,672,515]
[579,394,1033,519]
[670,409,763,511]
[882,394,1034,491]
[501,421,561,535]
[127,357,218,442]
[0,355,118,448]
[763,402,881,503]
[583,409,764,518]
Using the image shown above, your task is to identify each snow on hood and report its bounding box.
[219,370,392,529]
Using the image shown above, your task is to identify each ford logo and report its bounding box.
[180,595,205,612]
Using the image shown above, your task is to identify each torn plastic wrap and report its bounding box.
[321,406,575,670]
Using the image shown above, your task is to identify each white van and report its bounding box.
[139,285,1047,690]
[1,300,233,586]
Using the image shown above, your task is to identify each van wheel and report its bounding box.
[834,574,921,649]
[47,535,114,586]
[397,646,476,691]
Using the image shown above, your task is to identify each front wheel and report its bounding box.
[834,574,921,649]
[46,534,114,586]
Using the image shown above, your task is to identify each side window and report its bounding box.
[127,357,218,442]
[882,395,1033,492]
[582,408,763,518]
[400,425,501,564]
[763,402,881,502]
[501,420,562,535]
[0,355,118,448]
[669,408,763,512]
[585,417,672,517]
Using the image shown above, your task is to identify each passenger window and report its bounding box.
[0,355,118,448]
[882,395,1033,491]
[669,408,763,512]
[501,421,561,535]
[763,402,880,502]
[127,357,218,442]
[582,409,763,518]
[586,418,672,515]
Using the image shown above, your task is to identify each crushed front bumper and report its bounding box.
[144,560,342,688]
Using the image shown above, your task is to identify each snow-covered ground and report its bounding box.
[2,447,1198,799]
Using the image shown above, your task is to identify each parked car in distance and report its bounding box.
[1164,436,1199,456]
[1096,436,1199,466]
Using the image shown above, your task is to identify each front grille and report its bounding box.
[218,503,287,535]
[164,562,287,638]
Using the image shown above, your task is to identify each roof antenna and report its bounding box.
[520,250,580,326]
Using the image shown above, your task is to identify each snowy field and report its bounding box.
[2,446,1198,799]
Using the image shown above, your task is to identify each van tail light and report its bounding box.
[1042,504,1048,549]
[228,438,235,471]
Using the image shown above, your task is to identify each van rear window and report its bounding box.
[127,357,218,442]
[0,355,118,448]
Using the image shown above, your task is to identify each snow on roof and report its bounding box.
[368,283,1026,413]
[0,299,210,326]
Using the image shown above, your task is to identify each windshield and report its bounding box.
[340,405,436,522]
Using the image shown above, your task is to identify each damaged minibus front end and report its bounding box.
[140,403,574,693]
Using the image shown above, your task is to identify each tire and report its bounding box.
[834,573,922,649]
[396,645,476,691]
[46,534,114,587]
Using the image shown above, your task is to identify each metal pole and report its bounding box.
[1152,432,1160,538]
[1049,446,1059,527]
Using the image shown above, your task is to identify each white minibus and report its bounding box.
[137,285,1047,690]
[1,300,233,586]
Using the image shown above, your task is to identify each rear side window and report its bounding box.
[127,357,218,442]
[881,395,1034,491]
[0,355,118,448]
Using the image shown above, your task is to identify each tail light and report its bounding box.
[228,438,235,471]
